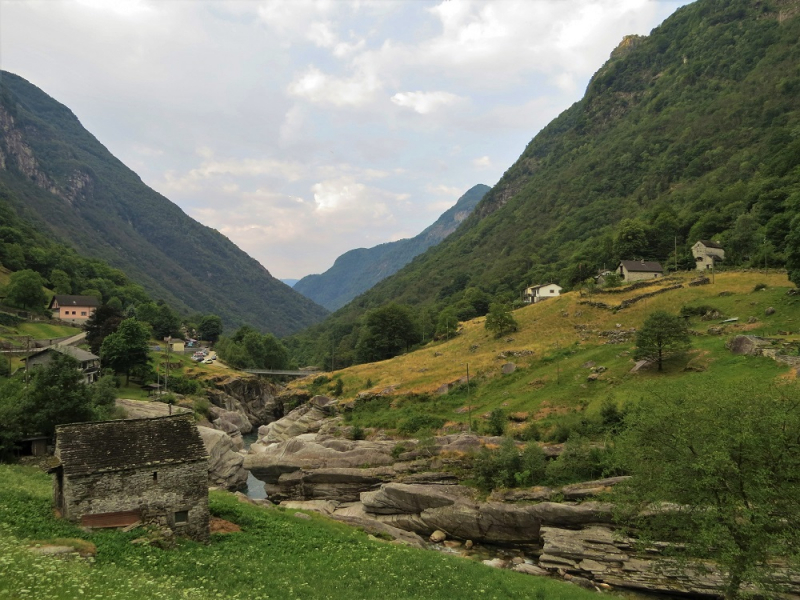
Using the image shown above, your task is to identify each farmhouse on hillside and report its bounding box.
[51,414,209,541]
[27,345,101,383]
[618,260,663,282]
[692,240,725,271]
[48,295,100,323]
[523,283,562,304]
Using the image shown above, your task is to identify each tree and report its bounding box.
[785,215,800,287]
[49,269,72,295]
[634,310,690,371]
[84,304,124,354]
[484,303,518,338]
[615,382,800,599]
[356,304,419,362]
[614,218,649,260]
[198,314,223,344]
[5,269,47,310]
[20,354,95,439]
[100,318,151,384]
[435,308,458,340]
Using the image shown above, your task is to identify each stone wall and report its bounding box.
[61,459,209,542]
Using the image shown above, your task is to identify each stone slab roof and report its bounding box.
[698,239,724,249]
[55,414,207,476]
[29,346,98,363]
[619,260,663,273]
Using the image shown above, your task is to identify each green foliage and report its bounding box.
[198,314,223,344]
[615,381,800,599]
[486,408,507,436]
[473,438,547,491]
[634,310,691,371]
[331,378,344,397]
[435,308,459,340]
[602,272,622,288]
[356,303,419,362]
[84,304,124,354]
[484,303,518,338]
[398,414,446,435]
[545,436,616,485]
[167,375,202,396]
[100,318,151,385]
[348,425,366,441]
[5,269,47,310]
[193,397,211,418]
[216,326,290,370]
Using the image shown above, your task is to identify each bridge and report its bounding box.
[242,369,322,378]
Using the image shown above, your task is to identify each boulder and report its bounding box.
[501,363,517,375]
[727,335,773,356]
[430,530,447,543]
[197,426,248,491]
[280,500,339,515]
[361,483,472,515]
[208,405,252,434]
[330,514,427,549]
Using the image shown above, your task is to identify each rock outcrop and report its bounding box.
[197,426,248,491]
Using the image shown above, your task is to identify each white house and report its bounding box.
[524,283,562,304]
[692,240,725,271]
[618,260,663,282]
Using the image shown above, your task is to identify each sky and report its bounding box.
[0,0,689,279]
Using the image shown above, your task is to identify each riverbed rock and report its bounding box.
[197,426,248,491]
[361,483,473,515]
[254,395,338,445]
[430,530,447,543]
[208,405,252,434]
[206,375,286,427]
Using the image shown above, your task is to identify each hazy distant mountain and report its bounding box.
[0,71,328,336]
[293,184,489,311]
[281,279,299,288]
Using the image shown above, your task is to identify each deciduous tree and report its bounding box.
[6,269,47,310]
[634,310,690,371]
[484,303,518,338]
[100,318,151,384]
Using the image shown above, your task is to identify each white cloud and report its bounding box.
[288,66,381,107]
[391,90,463,114]
[472,156,492,169]
[75,0,154,18]
[426,184,462,197]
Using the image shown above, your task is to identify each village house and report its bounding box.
[48,295,100,323]
[51,414,209,541]
[26,345,101,384]
[618,260,663,282]
[692,240,725,271]
[523,283,562,304]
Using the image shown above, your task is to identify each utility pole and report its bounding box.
[466,363,471,433]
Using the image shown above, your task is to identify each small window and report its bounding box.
[152,471,158,482]
[174,510,189,525]
[81,311,87,316]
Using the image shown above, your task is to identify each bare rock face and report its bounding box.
[206,376,287,427]
[361,483,473,515]
[197,426,248,491]
[208,405,252,435]
[254,395,337,445]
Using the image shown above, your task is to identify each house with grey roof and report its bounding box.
[26,346,100,383]
[692,240,725,271]
[51,414,209,541]
[523,283,562,303]
[618,260,664,282]
[48,295,100,323]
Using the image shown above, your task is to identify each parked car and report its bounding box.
[203,358,213,364]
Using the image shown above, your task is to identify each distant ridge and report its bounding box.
[0,71,328,335]
[294,184,489,311]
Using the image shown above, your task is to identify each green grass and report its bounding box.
[16,323,81,340]
[0,465,600,600]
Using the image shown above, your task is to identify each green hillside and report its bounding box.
[0,72,328,336]
[292,270,798,438]
[294,184,489,311]
[287,0,800,367]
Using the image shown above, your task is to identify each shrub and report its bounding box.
[168,375,201,395]
[544,435,616,485]
[193,397,211,417]
[486,408,507,436]
[331,378,344,397]
[398,415,446,435]
[348,425,366,440]
[473,438,547,491]
[514,422,541,441]
[391,443,408,459]
[599,399,626,434]
[753,282,767,291]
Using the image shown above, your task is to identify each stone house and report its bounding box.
[692,240,725,271]
[523,283,562,304]
[48,295,100,323]
[618,260,663,282]
[51,414,209,541]
[26,346,101,383]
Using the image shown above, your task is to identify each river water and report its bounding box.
[242,433,267,500]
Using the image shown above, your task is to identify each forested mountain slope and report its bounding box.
[0,71,328,336]
[288,0,800,367]
[294,184,489,311]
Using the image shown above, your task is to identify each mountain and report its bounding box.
[0,71,328,336]
[293,184,489,311]
[287,0,800,367]
[280,279,299,288]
